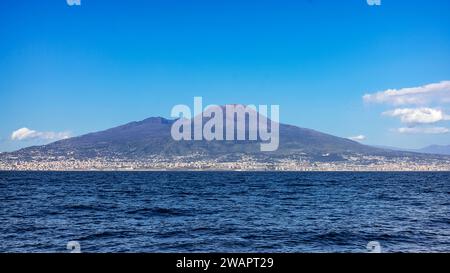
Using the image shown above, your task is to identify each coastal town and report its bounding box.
[1,154,449,171]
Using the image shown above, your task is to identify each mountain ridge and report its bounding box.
[1,115,425,160]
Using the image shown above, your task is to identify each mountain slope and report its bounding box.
[416,145,450,155]
[3,115,391,161]
[373,144,450,156]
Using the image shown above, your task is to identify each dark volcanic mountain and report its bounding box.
[3,113,420,162]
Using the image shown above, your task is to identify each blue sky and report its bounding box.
[1,0,449,152]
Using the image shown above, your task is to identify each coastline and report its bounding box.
[2,168,450,172]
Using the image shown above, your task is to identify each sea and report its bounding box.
[0,171,448,253]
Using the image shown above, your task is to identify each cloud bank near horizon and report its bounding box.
[363,81,450,106]
[364,81,450,135]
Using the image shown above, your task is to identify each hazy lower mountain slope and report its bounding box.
[416,145,450,155]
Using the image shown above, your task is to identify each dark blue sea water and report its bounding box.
[0,171,448,253]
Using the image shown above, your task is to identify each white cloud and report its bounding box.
[363,81,450,106]
[348,135,366,141]
[11,128,37,140]
[396,127,449,134]
[383,107,450,124]
[11,128,71,141]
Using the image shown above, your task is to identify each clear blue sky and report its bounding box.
[1,0,449,152]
